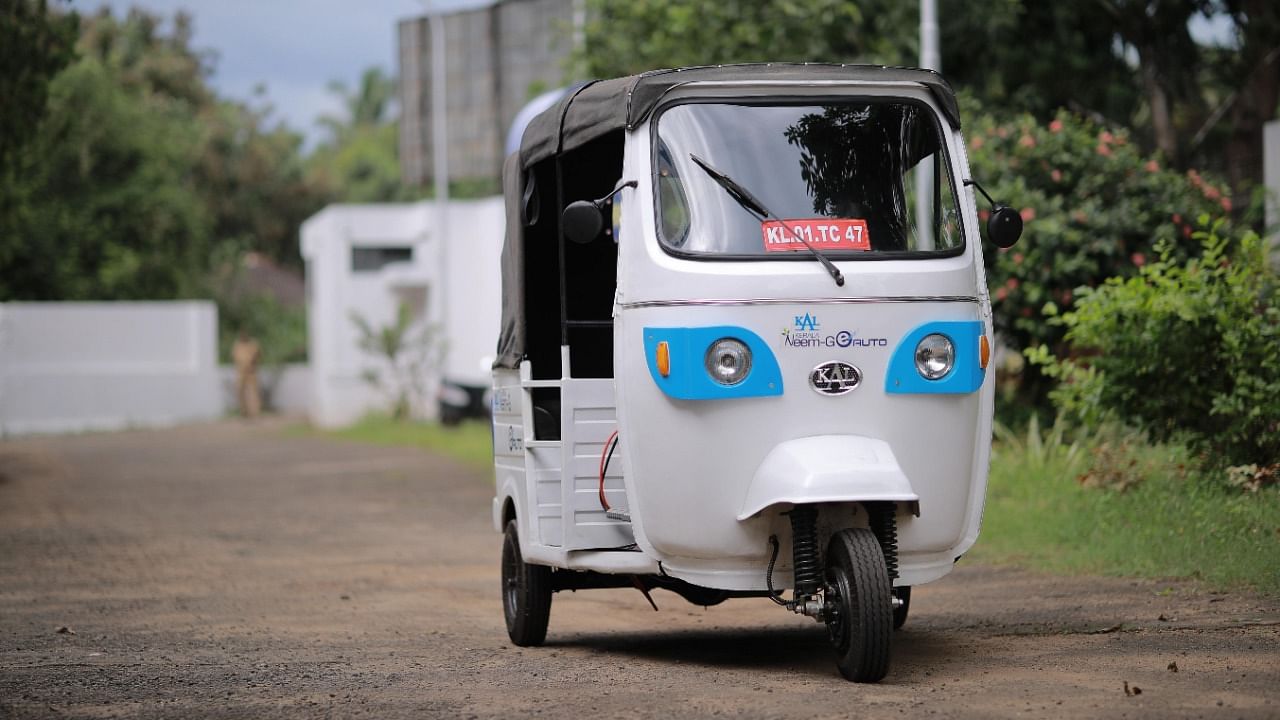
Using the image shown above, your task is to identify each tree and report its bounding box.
[306,67,417,203]
[578,0,914,79]
[0,0,78,175]
[0,7,328,299]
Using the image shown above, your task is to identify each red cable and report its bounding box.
[598,430,619,511]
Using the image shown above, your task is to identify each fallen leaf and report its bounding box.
[55,626,74,635]
[1168,661,1179,672]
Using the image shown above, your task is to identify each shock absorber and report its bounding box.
[867,502,899,580]
[789,505,822,597]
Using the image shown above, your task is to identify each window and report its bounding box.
[653,100,963,258]
[352,246,413,272]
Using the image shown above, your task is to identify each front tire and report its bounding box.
[825,528,893,682]
[501,519,552,646]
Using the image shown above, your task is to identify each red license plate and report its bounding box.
[762,218,870,253]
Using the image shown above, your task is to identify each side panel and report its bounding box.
[560,378,634,549]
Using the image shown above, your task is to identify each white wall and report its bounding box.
[217,363,312,416]
[300,197,504,428]
[0,302,222,436]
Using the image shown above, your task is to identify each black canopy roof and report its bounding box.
[518,64,960,169]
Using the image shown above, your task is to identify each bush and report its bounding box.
[1030,219,1280,472]
[966,109,1231,399]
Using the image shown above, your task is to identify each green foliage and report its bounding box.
[306,67,420,203]
[351,303,444,421]
[979,428,1280,593]
[966,109,1230,395]
[0,0,78,174]
[1033,222,1280,471]
[214,291,306,368]
[0,8,328,301]
[577,0,915,78]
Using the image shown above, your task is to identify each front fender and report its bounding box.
[738,435,918,520]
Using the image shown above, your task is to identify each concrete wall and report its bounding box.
[0,302,222,436]
[398,0,575,185]
[218,363,312,417]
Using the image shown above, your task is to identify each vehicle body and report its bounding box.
[489,64,1020,682]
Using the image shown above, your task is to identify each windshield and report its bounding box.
[654,100,963,258]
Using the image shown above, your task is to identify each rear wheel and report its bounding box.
[501,519,552,646]
[824,528,892,682]
[892,586,911,630]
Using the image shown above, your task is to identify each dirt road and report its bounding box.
[1,421,1276,719]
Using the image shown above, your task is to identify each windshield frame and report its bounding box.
[648,94,967,263]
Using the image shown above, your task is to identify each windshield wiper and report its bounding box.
[689,153,845,287]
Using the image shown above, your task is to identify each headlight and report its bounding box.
[705,338,752,385]
[914,333,954,380]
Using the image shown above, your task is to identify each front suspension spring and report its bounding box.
[789,505,822,596]
[867,502,899,580]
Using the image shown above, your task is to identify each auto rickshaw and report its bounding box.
[490,64,1021,682]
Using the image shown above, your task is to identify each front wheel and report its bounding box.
[501,519,552,646]
[892,586,911,630]
[824,528,893,682]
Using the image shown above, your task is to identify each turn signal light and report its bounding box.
[656,341,670,377]
[979,335,991,370]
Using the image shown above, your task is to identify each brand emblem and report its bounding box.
[809,361,861,396]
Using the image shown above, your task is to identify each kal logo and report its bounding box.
[794,313,820,331]
[809,361,862,396]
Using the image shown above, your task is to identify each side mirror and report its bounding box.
[562,200,604,244]
[987,206,1023,249]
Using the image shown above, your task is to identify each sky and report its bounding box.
[80,0,495,146]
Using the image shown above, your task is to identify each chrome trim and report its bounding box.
[619,296,979,310]
[809,361,862,396]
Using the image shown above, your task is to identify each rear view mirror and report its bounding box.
[562,200,604,244]
[964,178,1023,249]
[987,206,1023,249]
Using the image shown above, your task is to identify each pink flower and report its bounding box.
[1020,207,1036,222]
[1006,277,1020,290]
[996,126,1009,139]
[1131,253,1145,267]
[995,287,1008,301]
[1050,169,1063,183]
[1019,134,1036,148]
[979,209,990,222]
[1183,225,1193,238]
[1096,144,1113,157]
[1204,186,1221,200]
[1049,119,1063,133]
[1099,130,1115,144]
[970,135,985,150]
[1145,160,1159,173]
[1013,253,1024,265]
[1221,197,1233,212]
[1172,213,1182,224]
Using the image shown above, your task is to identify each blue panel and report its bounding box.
[643,326,784,400]
[884,321,986,394]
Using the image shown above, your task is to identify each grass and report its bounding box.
[972,419,1280,594]
[302,414,1279,594]
[297,415,494,471]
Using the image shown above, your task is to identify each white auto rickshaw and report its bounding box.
[490,64,1022,682]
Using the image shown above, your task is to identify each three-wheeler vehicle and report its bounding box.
[490,64,1021,682]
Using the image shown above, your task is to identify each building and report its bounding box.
[398,0,577,186]
[300,198,505,428]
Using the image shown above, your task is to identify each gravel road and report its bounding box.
[1,420,1276,719]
